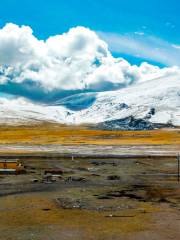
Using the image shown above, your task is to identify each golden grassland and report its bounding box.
[0,123,179,145]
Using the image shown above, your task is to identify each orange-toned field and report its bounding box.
[0,123,179,145]
[0,124,180,240]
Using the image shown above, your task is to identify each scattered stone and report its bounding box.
[105,214,135,218]
[65,176,87,182]
[91,161,106,166]
[91,161,117,166]
[96,195,113,200]
[44,168,64,175]
[42,208,51,211]
[31,179,39,183]
[77,167,89,171]
[91,173,101,177]
[56,198,86,209]
[96,189,146,201]
[107,175,121,180]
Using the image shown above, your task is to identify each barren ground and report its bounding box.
[0,124,180,240]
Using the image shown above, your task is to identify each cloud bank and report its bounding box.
[0,23,179,102]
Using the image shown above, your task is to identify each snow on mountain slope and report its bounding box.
[73,73,180,126]
[0,72,180,127]
[0,98,72,124]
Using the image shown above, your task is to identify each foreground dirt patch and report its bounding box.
[0,124,179,239]
[0,192,179,240]
[0,154,180,240]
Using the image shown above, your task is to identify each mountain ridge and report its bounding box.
[0,72,179,129]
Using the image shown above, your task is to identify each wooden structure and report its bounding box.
[0,160,26,174]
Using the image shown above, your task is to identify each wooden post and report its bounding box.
[178,154,180,182]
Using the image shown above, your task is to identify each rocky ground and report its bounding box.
[0,126,179,239]
[0,153,180,240]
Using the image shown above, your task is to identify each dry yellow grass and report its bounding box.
[1,190,180,240]
[0,123,179,145]
[0,192,156,239]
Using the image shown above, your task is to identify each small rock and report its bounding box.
[107,175,121,180]
[66,176,87,182]
[31,179,38,183]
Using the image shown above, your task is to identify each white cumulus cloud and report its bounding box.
[0,23,179,102]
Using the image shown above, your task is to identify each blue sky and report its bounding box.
[0,0,179,66]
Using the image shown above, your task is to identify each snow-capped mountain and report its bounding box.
[0,72,179,129]
[0,23,179,129]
